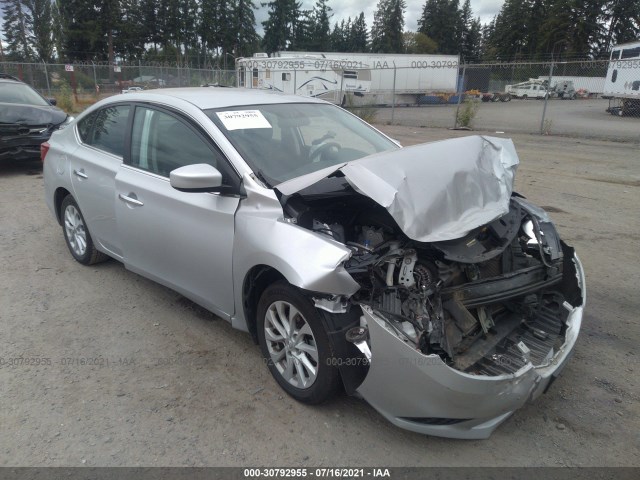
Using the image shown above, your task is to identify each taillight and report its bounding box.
[40,142,50,162]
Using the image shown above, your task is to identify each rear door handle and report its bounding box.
[73,169,88,179]
[118,193,144,207]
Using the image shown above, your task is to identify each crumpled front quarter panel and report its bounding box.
[231,175,360,329]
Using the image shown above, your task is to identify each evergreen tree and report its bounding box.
[180,0,202,60]
[51,0,64,60]
[26,0,54,62]
[139,0,160,52]
[234,0,259,58]
[537,0,605,58]
[371,0,406,53]
[261,0,302,54]
[116,0,149,60]
[480,16,497,60]
[292,8,314,51]
[602,0,640,52]
[465,17,482,61]
[330,19,349,52]
[486,0,533,59]
[101,0,120,66]
[329,21,342,52]
[310,0,332,51]
[2,0,33,60]
[418,0,460,55]
[458,0,472,59]
[350,12,368,52]
[59,1,106,60]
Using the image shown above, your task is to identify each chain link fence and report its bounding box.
[367,59,637,141]
[2,58,638,141]
[235,57,638,141]
[0,60,236,104]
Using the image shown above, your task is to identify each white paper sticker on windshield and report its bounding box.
[216,110,272,131]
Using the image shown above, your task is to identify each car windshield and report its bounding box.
[0,83,49,107]
[206,103,398,186]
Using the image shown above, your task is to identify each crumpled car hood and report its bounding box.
[0,104,67,125]
[276,135,519,242]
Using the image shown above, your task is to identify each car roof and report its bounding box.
[119,87,327,110]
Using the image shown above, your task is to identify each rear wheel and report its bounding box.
[61,195,108,265]
[257,281,340,404]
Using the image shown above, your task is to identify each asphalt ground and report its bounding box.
[374,98,640,142]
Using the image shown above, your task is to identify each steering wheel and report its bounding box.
[309,141,341,163]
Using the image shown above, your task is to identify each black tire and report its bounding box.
[60,195,108,265]
[257,281,340,404]
[522,94,528,99]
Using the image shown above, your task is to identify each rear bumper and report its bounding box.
[356,254,585,439]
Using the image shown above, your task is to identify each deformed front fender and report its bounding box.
[231,174,360,331]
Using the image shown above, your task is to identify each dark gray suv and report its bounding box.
[0,74,71,162]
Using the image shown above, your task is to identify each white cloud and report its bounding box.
[255,1,503,36]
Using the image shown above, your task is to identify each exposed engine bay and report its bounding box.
[282,180,583,375]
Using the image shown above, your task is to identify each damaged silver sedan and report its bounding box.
[43,89,585,439]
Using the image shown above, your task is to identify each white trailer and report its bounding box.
[237,52,459,105]
[603,40,640,116]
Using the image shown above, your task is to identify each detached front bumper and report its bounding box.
[355,255,585,439]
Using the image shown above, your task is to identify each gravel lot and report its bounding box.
[375,99,640,142]
[1,126,638,467]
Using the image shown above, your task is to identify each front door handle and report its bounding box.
[118,193,144,207]
[73,169,88,179]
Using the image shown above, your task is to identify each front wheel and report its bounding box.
[61,195,108,265]
[257,281,340,404]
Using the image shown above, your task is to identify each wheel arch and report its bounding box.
[242,264,286,343]
[54,187,72,225]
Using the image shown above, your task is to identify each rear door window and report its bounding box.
[83,105,131,157]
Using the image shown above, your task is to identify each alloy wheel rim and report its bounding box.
[64,205,87,257]
[264,300,319,389]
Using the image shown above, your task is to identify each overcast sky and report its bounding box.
[0,1,504,47]
[254,0,503,35]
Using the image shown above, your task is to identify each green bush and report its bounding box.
[456,97,480,129]
[56,81,74,113]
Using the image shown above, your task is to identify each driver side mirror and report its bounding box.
[48,98,57,106]
[170,164,223,193]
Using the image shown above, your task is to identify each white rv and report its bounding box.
[603,40,640,116]
[236,55,372,104]
[236,52,459,105]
